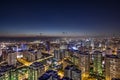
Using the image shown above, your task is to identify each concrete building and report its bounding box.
[39,70,60,80]
[64,65,81,80]
[54,48,63,61]
[92,51,103,75]
[78,51,90,78]
[7,52,17,66]
[105,55,120,80]
[28,62,45,80]
[23,50,42,62]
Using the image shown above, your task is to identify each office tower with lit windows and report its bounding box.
[16,67,28,80]
[54,48,60,61]
[70,52,79,66]
[91,39,94,50]
[54,48,65,61]
[64,50,69,58]
[36,50,42,59]
[92,51,103,76]
[28,62,45,80]
[7,52,17,66]
[0,65,15,80]
[105,55,120,80]
[0,45,2,61]
[64,65,81,80]
[9,68,18,80]
[69,46,78,63]
[60,49,65,60]
[78,51,90,78]
[60,43,68,58]
[1,49,7,61]
[23,51,35,61]
[0,53,2,62]
[23,50,42,62]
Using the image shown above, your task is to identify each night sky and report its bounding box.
[0,0,120,36]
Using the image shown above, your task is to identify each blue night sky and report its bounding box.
[0,0,120,36]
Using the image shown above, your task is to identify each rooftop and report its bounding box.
[39,70,60,80]
[106,55,120,59]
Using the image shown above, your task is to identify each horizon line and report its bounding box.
[0,34,119,38]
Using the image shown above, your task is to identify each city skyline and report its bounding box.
[0,0,120,36]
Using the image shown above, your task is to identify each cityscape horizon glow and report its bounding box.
[0,0,120,80]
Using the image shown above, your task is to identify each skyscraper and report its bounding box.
[46,41,50,53]
[28,62,45,80]
[7,52,17,66]
[0,44,2,59]
[78,51,90,78]
[105,55,120,80]
[0,49,2,62]
[64,65,81,80]
[54,48,61,61]
[36,50,42,59]
[92,51,103,75]
[53,46,65,61]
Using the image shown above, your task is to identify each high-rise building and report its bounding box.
[78,51,90,78]
[64,65,81,80]
[36,50,42,59]
[7,52,17,66]
[0,44,2,59]
[92,51,103,75]
[105,55,120,80]
[0,65,15,80]
[1,49,7,61]
[70,54,79,66]
[54,48,65,61]
[28,62,45,80]
[23,50,42,62]
[46,41,50,53]
[60,43,68,59]
[54,48,60,61]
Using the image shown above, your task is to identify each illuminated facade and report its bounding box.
[70,55,79,66]
[28,62,45,80]
[54,49,61,61]
[23,50,42,62]
[64,65,81,80]
[54,47,65,61]
[0,45,2,60]
[60,43,68,59]
[93,51,103,75]
[0,65,16,80]
[78,52,90,78]
[7,52,17,66]
[36,50,42,59]
[105,55,120,80]
[1,49,8,62]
